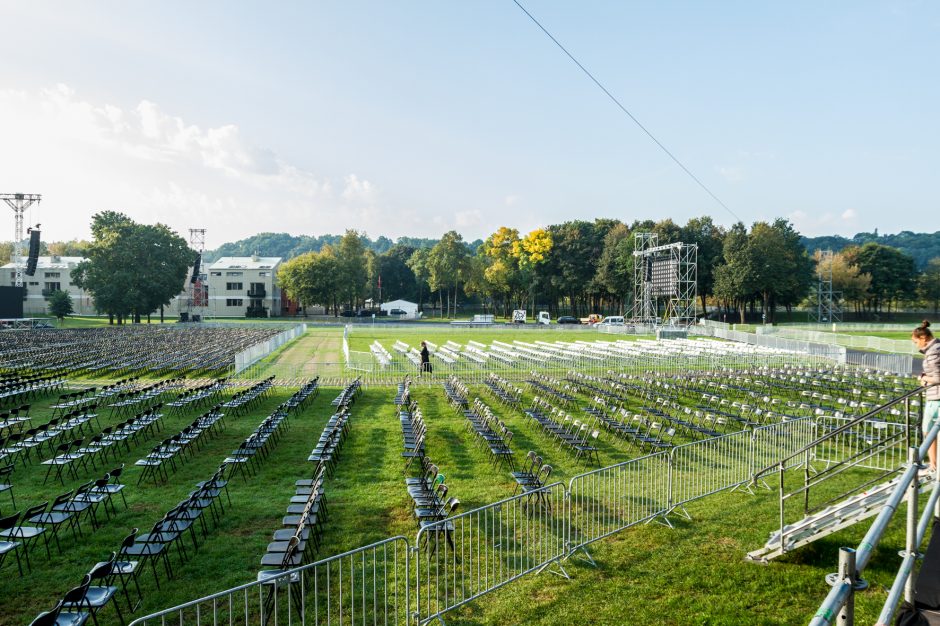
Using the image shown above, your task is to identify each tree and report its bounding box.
[276,248,341,315]
[47,290,73,322]
[813,250,871,314]
[844,242,917,313]
[406,248,431,311]
[713,222,753,323]
[73,211,191,324]
[681,216,725,314]
[335,230,369,310]
[596,224,633,314]
[428,231,469,318]
[920,258,940,315]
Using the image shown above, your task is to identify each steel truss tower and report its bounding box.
[630,233,698,327]
[810,249,841,323]
[188,229,207,319]
[2,193,41,287]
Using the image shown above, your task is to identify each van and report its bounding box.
[597,316,625,326]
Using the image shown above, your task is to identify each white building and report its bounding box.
[380,299,420,320]
[205,256,283,318]
[2,256,98,315]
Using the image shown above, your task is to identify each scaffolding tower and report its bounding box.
[630,233,698,327]
[188,228,207,321]
[2,193,41,287]
[810,249,841,323]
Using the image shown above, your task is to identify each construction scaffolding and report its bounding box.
[809,249,841,324]
[630,233,698,327]
[2,193,41,287]
[187,228,208,321]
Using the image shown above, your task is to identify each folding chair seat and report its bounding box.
[0,508,50,570]
[0,532,23,576]
[67,556,125,626]
[58,574,96,626]
[29,494,74,552]
[125,523,175,583]
[53,482,98,533]
[0,463,14,510]
[29,599,88,626]
[99,530,143,607]
[42,442,78,485]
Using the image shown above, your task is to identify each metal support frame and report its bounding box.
[810,250,842,324]
[2,193,41,287]
[630,233,698,327]
[188,228,207,319]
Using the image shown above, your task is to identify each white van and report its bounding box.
[597,316,625,326]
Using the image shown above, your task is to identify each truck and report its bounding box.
[511,310,551,324]
[580,313,603,325]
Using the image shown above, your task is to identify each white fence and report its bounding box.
[233,324,306,373]
[756,326,918,355]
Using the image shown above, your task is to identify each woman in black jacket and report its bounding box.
[420,341,432,374]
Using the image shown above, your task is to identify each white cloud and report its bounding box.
[716,166,744,183]
[0,84,433,246]
[842,208,858,220]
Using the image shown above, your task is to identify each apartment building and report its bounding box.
[1,256,97,315]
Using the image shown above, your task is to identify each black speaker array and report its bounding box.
[190,253,201,284]
[25,229,41,276]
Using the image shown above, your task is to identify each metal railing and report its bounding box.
[128,536,411,626]
[415,482,568,625]
[233,324,307,373]
[810,415,940,626]
[129,391,918,626]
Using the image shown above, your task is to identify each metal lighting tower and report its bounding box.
[188,228,207,319]
[2,193,41,287]
[630,232,698,327]
[811,249,841,324]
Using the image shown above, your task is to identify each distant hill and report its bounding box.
[203,233,442,263]
[802,231,940,270]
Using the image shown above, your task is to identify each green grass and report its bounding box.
[0,368,922,625]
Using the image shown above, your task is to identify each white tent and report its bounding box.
[380,299,419,320]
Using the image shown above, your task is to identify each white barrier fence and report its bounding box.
[130,415,844,626]
[233,324,306,373]
[756,326,918,356]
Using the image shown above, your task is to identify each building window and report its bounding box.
[29,281,39,286]
[226,271,243,276]
[258,271,268,276]
[211,271,222,276]
[44,282,61,292]
[226,282,243,291]
[45,271,61,278]
[226,298,244,306]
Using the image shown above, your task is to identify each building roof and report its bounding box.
[1,256,86,270]
[380,299,418,309]
[209,256,282,270]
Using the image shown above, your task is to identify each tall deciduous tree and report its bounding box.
[73,211,190,324]
[919,258,940,315]
[844,242,917,314]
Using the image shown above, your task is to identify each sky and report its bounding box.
[0,1,937,249]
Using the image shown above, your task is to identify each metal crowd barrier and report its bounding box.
[414,482,568,625]
[128,413,899,626]
[128,536,411,626]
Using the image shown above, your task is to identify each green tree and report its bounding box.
[73,211,191,324]
[919,258,940,315]
[681,216,725,314]
[47,290,73,322]
[428,231,469,318]
[713,222,753,323]
[336,230,369,310]
[406,248,431,311]
[844,242,917,314]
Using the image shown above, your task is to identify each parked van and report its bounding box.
[597,316,625,326]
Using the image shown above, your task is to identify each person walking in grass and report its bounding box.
[913,320,940,476]
[420,341,432,375]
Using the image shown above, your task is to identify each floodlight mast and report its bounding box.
[2,193,42,287]
[189,228,207,319]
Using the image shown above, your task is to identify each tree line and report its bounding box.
[6,214,939,323]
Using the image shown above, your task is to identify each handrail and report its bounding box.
[808,416,940,626]
[752,383,930,478]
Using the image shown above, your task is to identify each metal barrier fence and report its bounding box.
[128,536,411,626]
[129,413,897,626]
[415,482,568,625]
[757,325,918,356]
[567,452,671,552]
[811,416,910,472]
[234,324,307,373]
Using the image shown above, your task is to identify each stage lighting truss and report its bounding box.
[630,234,697,328]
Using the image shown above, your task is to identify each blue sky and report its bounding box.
[0,1,936,247]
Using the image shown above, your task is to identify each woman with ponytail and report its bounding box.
[913,320,940,476]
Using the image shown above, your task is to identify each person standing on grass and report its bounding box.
[913,320,940,476]
[420,341,432,375]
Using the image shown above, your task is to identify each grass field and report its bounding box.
[0,326,923,625]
